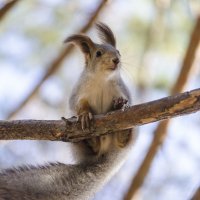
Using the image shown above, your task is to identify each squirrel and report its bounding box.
[0,22,135,200]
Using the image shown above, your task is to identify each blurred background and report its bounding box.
[0,0,200,199]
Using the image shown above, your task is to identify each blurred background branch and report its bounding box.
[124,15,200,200]
[5,0,108,120]
[0,0,18,21]
[191,186,200,200]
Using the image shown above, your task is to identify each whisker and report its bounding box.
[120,66,135,83]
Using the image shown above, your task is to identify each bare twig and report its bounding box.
[0,88,199,142]
[6,0,108,120]
[124,16,200,200]
[0,0,18,21]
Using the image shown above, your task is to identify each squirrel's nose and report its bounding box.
[112,58,119,65]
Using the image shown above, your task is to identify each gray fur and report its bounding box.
[96,22,116,47]
[0,23,134,200]
[0,146,133,200]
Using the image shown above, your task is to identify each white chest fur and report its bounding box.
[81,73,124,114]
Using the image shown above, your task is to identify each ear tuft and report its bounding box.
[96,22,116,47]
[64,34,94,55]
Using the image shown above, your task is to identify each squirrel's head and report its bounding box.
[64,22,121,74]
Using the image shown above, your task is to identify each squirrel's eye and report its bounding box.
[96,51,102,57]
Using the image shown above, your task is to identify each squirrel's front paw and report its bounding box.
[77,111,93,131]
[113,97,129,111]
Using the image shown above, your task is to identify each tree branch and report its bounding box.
[0,88,199,142]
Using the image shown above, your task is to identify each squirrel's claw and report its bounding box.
[77,112,93,131]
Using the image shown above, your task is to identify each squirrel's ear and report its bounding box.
[64,34,95,56]
[96,22,116,47]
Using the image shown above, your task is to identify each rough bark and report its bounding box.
[0,88,199,142]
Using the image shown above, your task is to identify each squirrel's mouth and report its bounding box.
[108,64,118,70]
